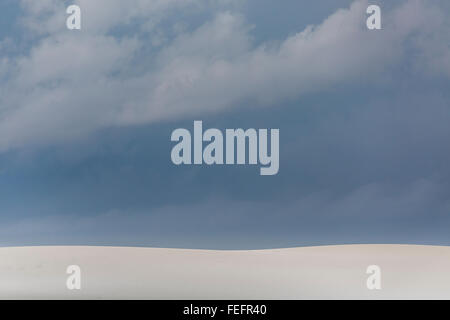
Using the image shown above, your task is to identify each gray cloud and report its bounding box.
[1,0,450,249]
[1,175,448,248]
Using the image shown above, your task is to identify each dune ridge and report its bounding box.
[1,244,449,299]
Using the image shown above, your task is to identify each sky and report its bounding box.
[0,0,449,249]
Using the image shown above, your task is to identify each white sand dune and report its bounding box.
[1,244,450,299]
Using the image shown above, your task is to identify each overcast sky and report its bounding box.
[0,0,449,248]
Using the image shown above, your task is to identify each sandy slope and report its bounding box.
[0,244,450,299]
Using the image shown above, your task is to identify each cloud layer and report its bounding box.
[0,0,448,151]
[0,0,450,248]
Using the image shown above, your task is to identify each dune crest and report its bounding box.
[1,244,449,299]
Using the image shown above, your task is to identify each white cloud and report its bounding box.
[0,0,448,151]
